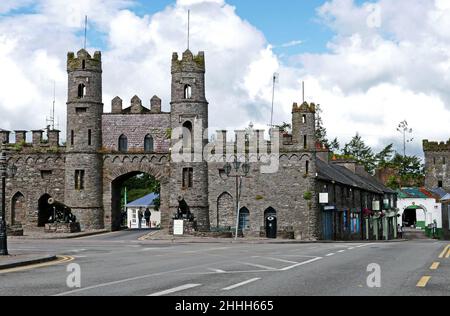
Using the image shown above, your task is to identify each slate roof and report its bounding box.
[125,193,159,208]
[316,159,394,195]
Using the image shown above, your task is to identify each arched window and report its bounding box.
[239,207,250,231]
[118,134,128,152]
[82,60,86,69]
[182,121,193,151]
[302,115,307,124]
[78,84,86,98]
[184,85,192,99]
[144,134,154,153]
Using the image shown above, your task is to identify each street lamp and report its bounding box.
[397,120,414,157]
[223,157,251,240]
[0,144,17,256]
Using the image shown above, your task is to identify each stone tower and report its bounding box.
[292,102,316,150]
[65,49,104,229]
[170,50,210,231]
[423,139,450,191]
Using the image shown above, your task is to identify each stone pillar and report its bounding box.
[14,131,27,144]
[111,97,123,114]
[47,130,60,147]
[32,130,43,146]
[0,130,10,144]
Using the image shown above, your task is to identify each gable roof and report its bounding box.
[126,193,159,208]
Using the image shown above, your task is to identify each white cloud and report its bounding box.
[0,0,449,157]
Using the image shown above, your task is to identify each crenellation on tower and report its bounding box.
[0,129,10,144]
[14,130,27,144]
[31,130,44,146]
[67,49,102,73]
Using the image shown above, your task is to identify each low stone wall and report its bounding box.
[45,222,81,234]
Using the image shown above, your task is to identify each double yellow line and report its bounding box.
[438,244,450,259]
[0,255,74,274]
[416,244,450,288]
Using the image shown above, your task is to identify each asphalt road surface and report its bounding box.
[1,231,449,296]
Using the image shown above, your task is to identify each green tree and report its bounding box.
[315,104,329,148]
[343,133,376,173]
[375,144,394,168]
[329,138,340,153]
[120,173,161,211]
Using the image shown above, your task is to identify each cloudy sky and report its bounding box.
[1,0,450,156]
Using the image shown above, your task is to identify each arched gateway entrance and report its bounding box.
[103,161,170,231]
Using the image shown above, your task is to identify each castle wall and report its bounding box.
[102,113,171,153]
[207,153,319,240]
[5,152,65,228]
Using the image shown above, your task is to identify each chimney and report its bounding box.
[15,131,27,144]
[47,130,60,147]
[32,130,44,146]
[150,96,162,113]
[111,97,123,114]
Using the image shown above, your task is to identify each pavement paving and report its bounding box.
[0,231,448,296]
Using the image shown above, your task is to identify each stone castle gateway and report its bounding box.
[1,47,398,241]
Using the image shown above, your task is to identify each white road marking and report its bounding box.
[140,248,160,252]
[223,278,261,291]
[260,257,299,265]
[355,243,374,248]
[238,262,278,271]
[148,284,201,296]
[208,268,226,273]
[326,253,335,257]
[280,257,322,271]
[348,247,355,250]
[337,250,346,253]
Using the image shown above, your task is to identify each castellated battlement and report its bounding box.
[423,139,450,152]
[0,129,61,148]
[67,49,102,72]
[171,50,205,73]
[110,95,163,114]
[292,101,316,114]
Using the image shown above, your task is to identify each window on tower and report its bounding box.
[438,180,443,188]
[182,168,194,189]
[75,170,85,190]
[302,115,307,124]
[118,135,128,153]
[88,129,92,146]
[78,84,86,98]
[144,134,154,152]
[182,121,193,151]
[303,135,307,149]
[184,85,192,99]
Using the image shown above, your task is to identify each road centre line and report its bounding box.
[416,276,431,288]
[279,257,322,271]
[223,278,261,291]
[430,262,440,270]
[148,284,201,296]
[438,245,449,259]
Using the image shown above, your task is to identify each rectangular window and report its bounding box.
[76,107,87,114]
[182,168,193,189]
[40,170,52,179]
[438,180,443,188]
[303,135,307,149]
[71,130,74,146]
[88,129,92,146]
[75,170,85,190]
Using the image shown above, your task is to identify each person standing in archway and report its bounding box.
[144,208,151,228]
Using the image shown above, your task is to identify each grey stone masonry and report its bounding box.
[15,131,27,144]
[0,130,10,144]
[423,139,450,192]
[47,130,60,147]
[32,130,43,146]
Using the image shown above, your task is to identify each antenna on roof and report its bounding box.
[302,81,305,103]
[187,10,191,50]
[84,15,88,50]
[46,81,56,130]
[269,73,279,128]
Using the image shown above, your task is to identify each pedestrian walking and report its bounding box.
[397,224,403,239]
[144,208,152,228]
[138,208,144,229]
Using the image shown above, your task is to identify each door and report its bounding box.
[266,216,277,239]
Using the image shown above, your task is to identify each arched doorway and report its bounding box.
[264,207,277,238]
[11,192,26,226]
[37,194,52,227]
[111,172,161,231]
[217,192,234,229]
[403,206,426,229]
[239,207,250,231]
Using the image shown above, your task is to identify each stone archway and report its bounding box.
[217,192,234,229]
[103,161,170,231]
[11,192,25,226]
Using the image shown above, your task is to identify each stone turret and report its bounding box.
[292,101,316,150]
[0,129,10,144]
[65,48,104,230]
